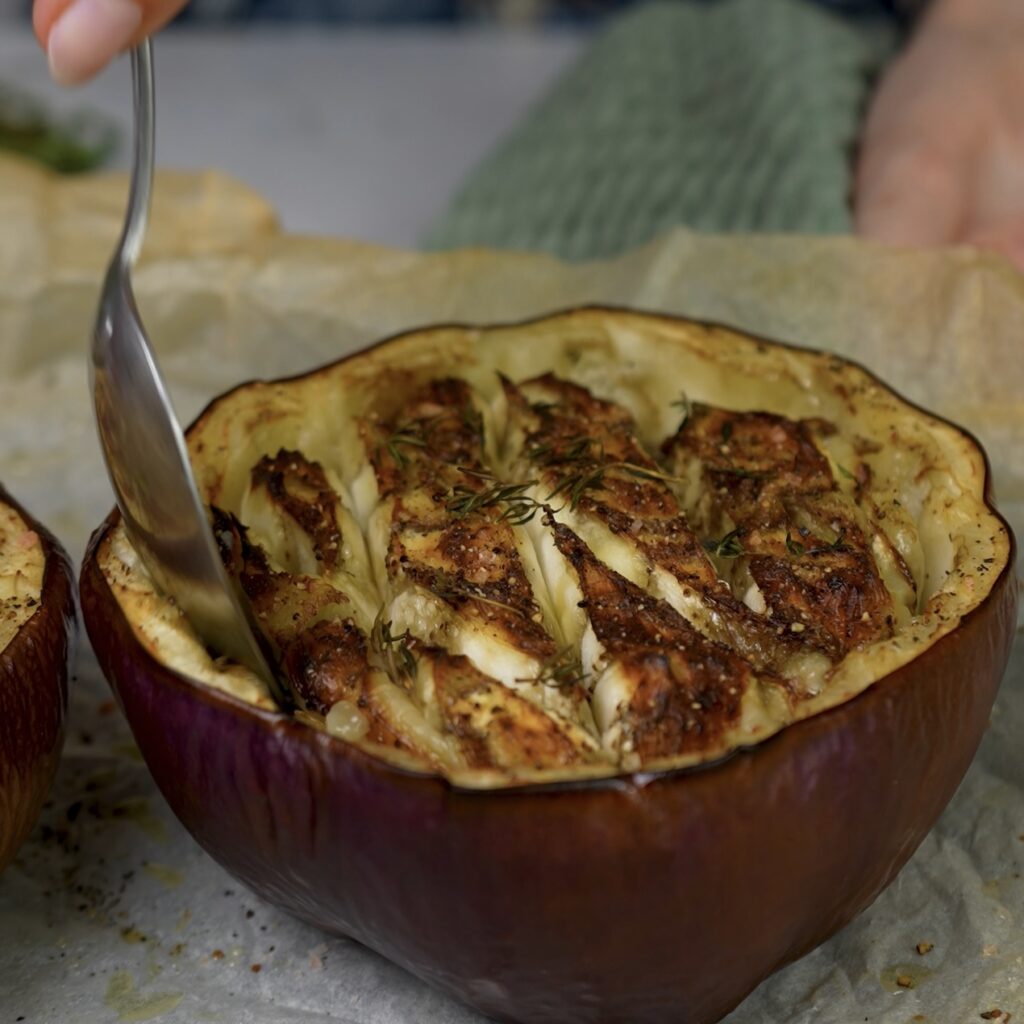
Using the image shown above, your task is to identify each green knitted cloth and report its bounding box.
[423,0,897,260]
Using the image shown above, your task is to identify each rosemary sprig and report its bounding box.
[517,646,589,689]
[720,421,734,445]
[526,431,681,508]
[785,531,806,557]
[380,423,429,468]
[445,473,542,526]
[427,571,520,615]
[836,463,855,481]
[703,527,745,559]
[461,405,486,450]
[546,464,608,510]
[369,610,417,685]
[544,458,682,508]
[379,403,486,470]
[524,434,594,468]
[616,461,681,485]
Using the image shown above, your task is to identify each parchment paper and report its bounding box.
[0,152,1020,1024]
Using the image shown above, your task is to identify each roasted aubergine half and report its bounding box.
[88,308,1012,789]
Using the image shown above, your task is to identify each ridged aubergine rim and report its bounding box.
[0,482,76,865]
[0,482,76,676]
[81,305,1019,797]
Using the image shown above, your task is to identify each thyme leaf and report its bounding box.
[785,531,805,557]
[670,391,692,429]
[820,530,850,554]
[800,530,852,556]
[703,527,745,559]
[525,435,594,468]
[369,610,417,685]
[461,405,486,449]
[527,433,680,508]
[517,646,589,689]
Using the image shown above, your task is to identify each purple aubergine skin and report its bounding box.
[0,487,76,873]
[80,501,1016,1024]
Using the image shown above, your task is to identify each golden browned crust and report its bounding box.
[667,404,896,658]
[506,374,722,592]
[280,619,370,717]
[366,378,557,663]
[430,650,602,772]
[551,519,756,758]
[251,450,343,570]
[503,375,806,675]
[0,502,45,652]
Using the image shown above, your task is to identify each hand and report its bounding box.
[34,0,189,86]
[855,0,1024,270]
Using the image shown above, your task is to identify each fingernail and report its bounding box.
[48,0,142,86]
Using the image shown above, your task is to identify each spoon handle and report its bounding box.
[118,42,154,270]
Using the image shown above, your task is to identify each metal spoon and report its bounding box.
[90,42,286,707]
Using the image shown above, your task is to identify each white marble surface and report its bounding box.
[0,24,585,245]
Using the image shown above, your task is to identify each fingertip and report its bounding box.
[46,0,143,87]
[33,0,71,48]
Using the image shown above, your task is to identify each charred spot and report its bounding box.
[431,651,591,770]
[251,450,342,569]
[280,619,370,716]
[210,506,270,579]
[750,549,893,657]
[670,405,833,498]
[622,647,750,760]
[519,373,634,431]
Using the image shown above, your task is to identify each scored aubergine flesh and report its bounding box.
[208,372,912,779]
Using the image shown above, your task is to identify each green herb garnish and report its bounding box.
[703,528,745,558]
[380,423,429,468]
[822,530,850,554]
[518,647,589,690]
[526,433,680,508]
[461,405,486,449]
[671,392,692,429]
[617,461,681,485]
[446,473,542,526]
[546,464,608,510]
[525,435,594,468]
[369,611,417,685]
